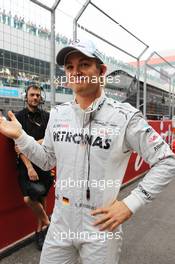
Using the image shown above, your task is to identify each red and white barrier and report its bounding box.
[123,120,172,183]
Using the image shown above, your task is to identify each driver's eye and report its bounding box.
[65,65,73,70]
[80,62,89,67]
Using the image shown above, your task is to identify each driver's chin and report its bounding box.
[73,85,99,97]
[72,84,91,94]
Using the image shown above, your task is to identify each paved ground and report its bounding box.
[2,177,175,264]
[119,180,175,264]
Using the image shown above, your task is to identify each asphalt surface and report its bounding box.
[2,177,175,264]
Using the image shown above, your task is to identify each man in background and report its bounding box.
[15,84,53,250]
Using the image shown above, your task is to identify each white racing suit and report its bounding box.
[15,93,175,264]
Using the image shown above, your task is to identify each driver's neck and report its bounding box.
[75,88,102,110]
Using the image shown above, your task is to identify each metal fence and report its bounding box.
[0,0,174,118]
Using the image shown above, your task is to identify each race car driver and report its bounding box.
[0,39,175,264]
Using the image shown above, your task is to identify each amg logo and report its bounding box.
[154,141,164,151]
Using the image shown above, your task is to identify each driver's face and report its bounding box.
[64,52,106,97]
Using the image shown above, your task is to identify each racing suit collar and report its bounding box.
[72,90,106,114]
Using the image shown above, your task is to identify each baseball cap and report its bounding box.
[56,39,104,66]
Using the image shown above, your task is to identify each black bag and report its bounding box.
[27,181,46,201]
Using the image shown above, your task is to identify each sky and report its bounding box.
[1,0,175,62]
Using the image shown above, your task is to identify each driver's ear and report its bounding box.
[100,64,107,75]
